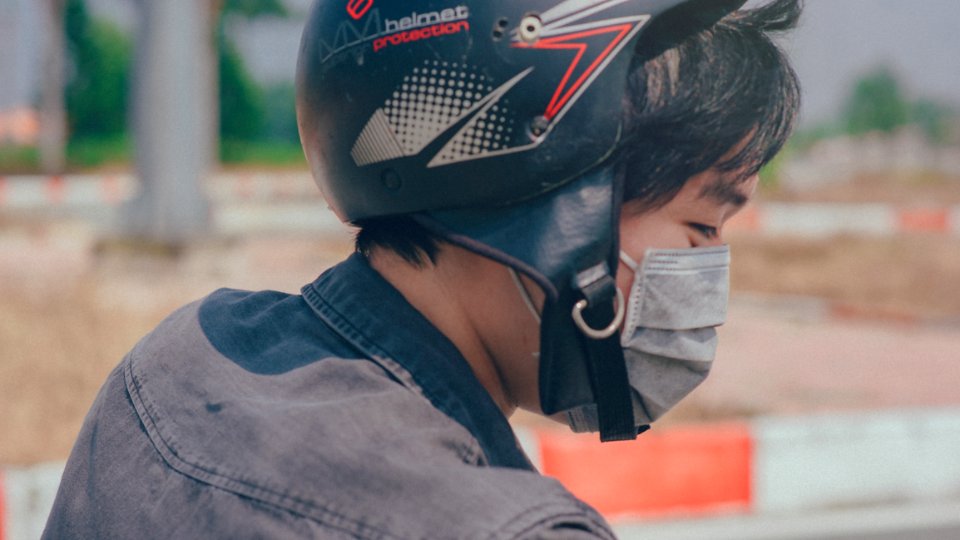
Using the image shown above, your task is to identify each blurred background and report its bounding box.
[1,0,959,538]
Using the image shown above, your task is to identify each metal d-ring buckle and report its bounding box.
[571,288,625,340]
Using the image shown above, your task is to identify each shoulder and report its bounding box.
[140,287,358,373]
[426,466,617,539]
[54,288,615,538]
[125,287,489,474]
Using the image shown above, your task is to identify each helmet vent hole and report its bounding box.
[492,17,509,41]
[519,14,542,44]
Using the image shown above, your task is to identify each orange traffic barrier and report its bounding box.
[898,208,949,233]
[539,422,753,518]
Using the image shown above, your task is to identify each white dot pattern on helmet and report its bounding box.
[350,60,522,167]
[350,108,404,166]
[382,60,495,155]
[432,100,518,165]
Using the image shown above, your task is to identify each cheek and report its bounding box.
[618,212,691,266]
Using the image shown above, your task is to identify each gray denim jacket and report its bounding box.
[43,253,615,539]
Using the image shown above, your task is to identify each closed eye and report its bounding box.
[688,222,719,239]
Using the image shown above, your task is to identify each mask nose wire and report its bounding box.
[508,268,541,324]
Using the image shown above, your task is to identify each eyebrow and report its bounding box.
[699,177,750,208]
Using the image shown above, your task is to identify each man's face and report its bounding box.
[509,167,757,419]
[616,169,758,293]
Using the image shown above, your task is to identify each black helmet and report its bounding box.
[297,0,745,441]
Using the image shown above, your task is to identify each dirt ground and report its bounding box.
[730,234,960,321]
[0,225,355,465]
[2,205,959,464]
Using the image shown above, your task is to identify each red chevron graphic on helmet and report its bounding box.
[515,23,635,120]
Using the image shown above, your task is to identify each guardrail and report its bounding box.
[4,408,960,539]
[2,174,958,237]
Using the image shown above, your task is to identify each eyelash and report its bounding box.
[688,223,719,239]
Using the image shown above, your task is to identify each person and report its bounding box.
[44,0,800,537]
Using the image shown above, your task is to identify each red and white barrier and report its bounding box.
[724,203,959,236]
[0,463,64,540]
[514,408,960,521]
[0,175,135,209]
[4,409,960,539]
[0,173,320,211]
[2,175,960,237]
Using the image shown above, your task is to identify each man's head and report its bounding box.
[615,0,801,296]
[353,0,800,265]
[296,0,801,440]
[619,0,800,213]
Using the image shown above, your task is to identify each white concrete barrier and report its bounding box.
[3,175,960,238]
[754,408,960,514]
[3,462,64,540]
[5,409,960,535]
[762,203,898,237]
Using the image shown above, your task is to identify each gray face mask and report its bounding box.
[566,245,730,433]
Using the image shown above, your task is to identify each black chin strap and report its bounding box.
[574,266,638,442]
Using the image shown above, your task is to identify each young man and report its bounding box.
[45,0,800,537]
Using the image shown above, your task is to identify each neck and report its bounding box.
[367,246,519,417]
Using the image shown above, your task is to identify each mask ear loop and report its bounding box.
[619,250,640,272]
[509,268,541,324]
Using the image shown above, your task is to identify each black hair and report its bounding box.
[356,0,802,263]
[355,216,442,266]
[618,0,802,211]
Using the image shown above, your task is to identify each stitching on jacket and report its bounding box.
[124,322,404,540]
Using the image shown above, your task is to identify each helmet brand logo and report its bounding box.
[373,21,470,53]
[346,0,373,20]
[318,5,470,61]
[383,7,469,33]
[374,6,470,53]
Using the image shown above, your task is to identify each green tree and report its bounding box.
[843,67,909,136]
[217,0,287,144]
[911,99,954,145]
[60,0,291,165]
[64,0,131,139]
[220,0,286,18]
[219,39,265,141]
[262,82,300,144]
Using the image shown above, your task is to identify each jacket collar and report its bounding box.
[302,252,534,470]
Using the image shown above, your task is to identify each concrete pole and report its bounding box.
[124,0,215,246]
[38,0,66,173]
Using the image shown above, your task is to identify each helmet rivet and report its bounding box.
[528,115,549,138]
[381,169,402,190]
[519,14,542,44]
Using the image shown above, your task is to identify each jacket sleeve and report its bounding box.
[40,361,337,540]
[496,500,618,540]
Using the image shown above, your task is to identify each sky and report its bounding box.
[783,0,960,126]
[3,0,960,130]
[225,0,960,128]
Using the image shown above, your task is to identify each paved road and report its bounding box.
[614,501,960,540]
[817,526,960,540]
